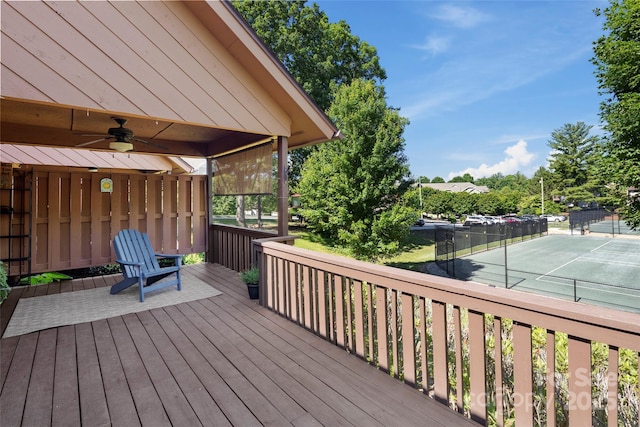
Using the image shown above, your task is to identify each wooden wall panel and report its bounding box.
[8,167,207,275]
[2,1,289,137]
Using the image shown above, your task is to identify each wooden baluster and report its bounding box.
[432,301,449,406]
[546,330,556,427]
[401,293,415,387]
[376,286,389,373]
[513,321,533,426]
[468,310,486,424]
[567,336,591,427]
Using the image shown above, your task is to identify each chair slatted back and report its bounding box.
[113,229,161,278]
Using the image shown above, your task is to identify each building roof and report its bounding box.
[0,0,339,158]
[0,143,194,174]
[422,182,490,194]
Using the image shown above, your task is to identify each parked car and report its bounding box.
[540,213,566,222]
[414,218,425,226]
[503,215,522,224]
[487,215,505,224]
[463,215,488,226]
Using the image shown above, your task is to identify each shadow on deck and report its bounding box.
[0,263,474,426]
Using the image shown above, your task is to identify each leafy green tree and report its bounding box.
[298,79,412,260]
[405,185,437,213]
[476,173,504,190]
[232,0,387,190]
[477,192,502,215]
[497,188,525,214]
[547,122,599,189]
[592,0,640,228]
[501,172,531,192]
[449,173,474,183]
[424,191,454,218]
[431,176,445,183]
[451,192,478,216]
[211,195,238,215]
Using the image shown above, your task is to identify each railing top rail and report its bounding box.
[211,223,277,239]
[256,240,640,350]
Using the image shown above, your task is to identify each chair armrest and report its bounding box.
[116,259,144,266]
[154,254,182,259]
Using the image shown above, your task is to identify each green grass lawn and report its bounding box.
[292,227,435,272]
[381,231,435,272]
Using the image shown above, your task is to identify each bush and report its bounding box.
[19,272,72,286]
[183,252,204,265]
[0,261,9,304]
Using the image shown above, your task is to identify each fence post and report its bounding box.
[504,241,508,289]
[574,279,577,302]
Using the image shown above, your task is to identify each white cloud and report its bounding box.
[432,4,491,28]
[447,139,536,180]
[411,35,451,56]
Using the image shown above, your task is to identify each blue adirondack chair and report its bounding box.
[111,229,183,302]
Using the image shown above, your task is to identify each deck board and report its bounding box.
[76,322,111,426]
[52,325,81,426]
[0,263,476,427]
[22,328,57,426]
[92,319,141,427]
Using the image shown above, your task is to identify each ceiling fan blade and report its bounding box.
[76,137,113,147]
[133,137,167,150]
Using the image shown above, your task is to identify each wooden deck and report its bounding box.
[0,263,475,426]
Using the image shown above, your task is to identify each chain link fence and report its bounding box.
[435,220,548,278]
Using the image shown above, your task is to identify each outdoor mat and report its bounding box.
[3,275,222,338]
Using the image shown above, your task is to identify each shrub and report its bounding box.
[0,261,9,304]
[19,272,72,286]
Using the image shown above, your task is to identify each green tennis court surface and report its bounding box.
[450,234,640,313]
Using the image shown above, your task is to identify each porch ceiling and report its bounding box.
[0,98,270,158]
[0,0,339,159]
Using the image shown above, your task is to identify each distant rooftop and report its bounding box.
[421,182,489,194]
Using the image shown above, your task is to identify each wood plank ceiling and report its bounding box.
[0,1,338,158]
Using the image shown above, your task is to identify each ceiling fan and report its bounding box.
[76,117,166,152]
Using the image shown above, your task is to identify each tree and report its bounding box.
[431,176,445,183]
[424,191,454,218]
[592,0,640,228]
[477,192,502,215]
[450,192,478,216]
[232,1,387,189]
[547,122,599,189]
[298,79,412,260]
[449,173,474,183]
[476,173,505,190]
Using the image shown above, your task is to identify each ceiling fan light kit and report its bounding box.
[109,141,134,152]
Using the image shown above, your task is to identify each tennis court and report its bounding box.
[450,234,640,313]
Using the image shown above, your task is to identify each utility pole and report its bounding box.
[418,177,423,214]
[539,176,544,215]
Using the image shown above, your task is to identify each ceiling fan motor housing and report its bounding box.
[108,118,134,141]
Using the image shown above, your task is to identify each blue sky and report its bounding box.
[317,0,607,181]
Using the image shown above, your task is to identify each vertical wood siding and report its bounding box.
[14,170,207,276]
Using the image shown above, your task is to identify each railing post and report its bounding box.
[504,241,508,288]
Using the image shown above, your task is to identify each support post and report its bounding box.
[277,136,289,237]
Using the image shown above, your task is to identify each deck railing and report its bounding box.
[209,224,296,273]
[253,239,640,427]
